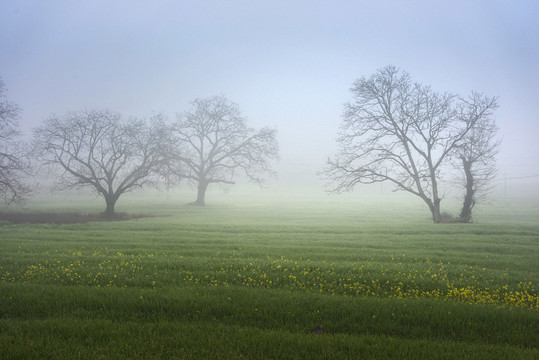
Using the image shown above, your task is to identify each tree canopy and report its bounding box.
[324,66,498,223]
[454,112,500,222]
[33,109,169,216]
[0,78,32,205]
[167,95,279,206]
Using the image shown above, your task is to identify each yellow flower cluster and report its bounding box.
[1,250,537,309]
[188,254,538,309]
[0,249,153,288]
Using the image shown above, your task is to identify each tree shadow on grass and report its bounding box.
[0,211,150,224]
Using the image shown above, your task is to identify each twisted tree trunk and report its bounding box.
[190,180,208,206]
[103,192,120,217]
[459,158,475,223]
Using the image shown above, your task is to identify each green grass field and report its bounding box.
[1,192,538,359]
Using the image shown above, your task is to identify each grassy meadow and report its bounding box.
[1,191,538,359]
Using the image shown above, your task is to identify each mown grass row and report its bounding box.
[1,283,538,359]
[4,319,536,360]
[2,282,538,343]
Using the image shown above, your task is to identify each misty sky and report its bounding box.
[1,0,538,197]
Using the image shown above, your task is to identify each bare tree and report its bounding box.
[33,109,169,216]
[168,95,279,206]
[454,104,500,222]
[0,78,32,205]
[323,66,498,223]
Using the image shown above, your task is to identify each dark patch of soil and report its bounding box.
[0,211,150,224]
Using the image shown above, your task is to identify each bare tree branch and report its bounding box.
[33,109,169,216]
[166,95,279,206]
[0,78,33,205]
[322,66,499,223]
[452,96,500,222]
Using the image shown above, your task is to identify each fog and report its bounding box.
[2,0,538,206]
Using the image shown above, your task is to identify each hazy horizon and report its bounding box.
[2,0,538,203]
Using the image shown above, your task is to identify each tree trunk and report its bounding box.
[104,195,117,217]
[191,180,208,206]
[422,196,442,223]
[431,198,442,224]
[459,158,475,223]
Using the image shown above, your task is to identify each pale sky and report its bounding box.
[1,0,538,198]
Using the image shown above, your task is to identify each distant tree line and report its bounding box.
[1,66,499,223]
[31,96,279,216]
[1,86,278,216]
